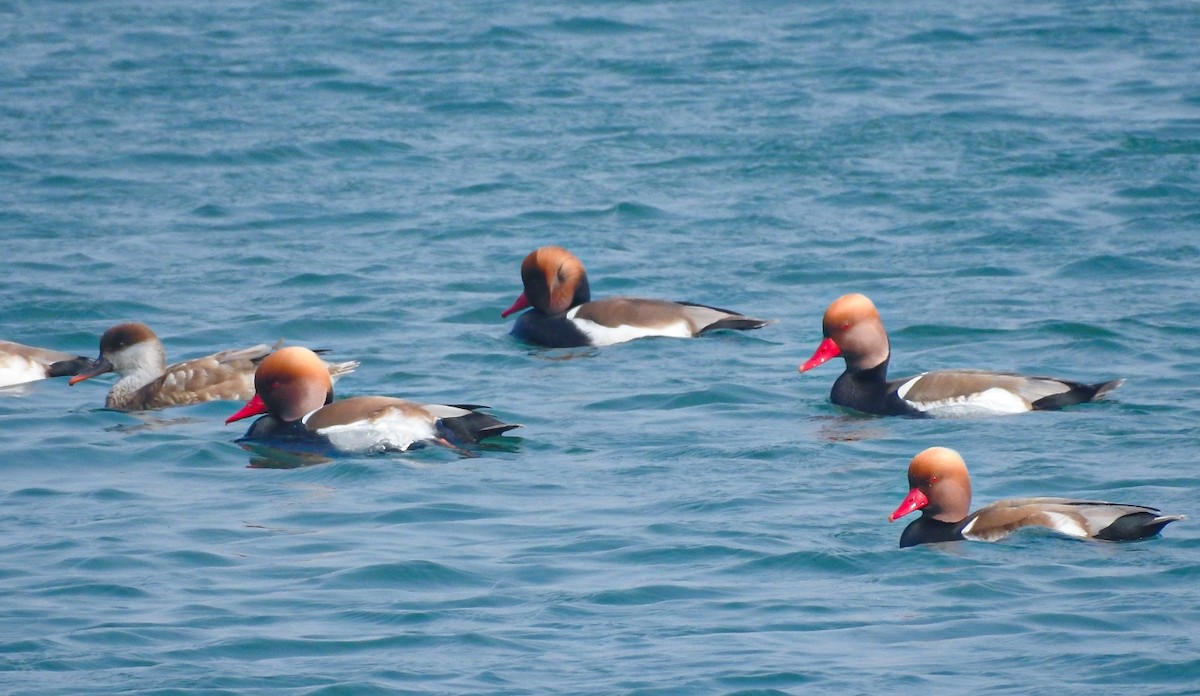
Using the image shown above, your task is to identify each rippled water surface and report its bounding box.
[3,1,1200,694]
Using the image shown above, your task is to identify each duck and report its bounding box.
[0,340,95,388]
[225,346,520,453]
[798,293,1122,417]
[889,446,1183,548]
[69,322,358,411]
[501,245,771,348]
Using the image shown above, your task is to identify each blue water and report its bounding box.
[3,1,1200,693]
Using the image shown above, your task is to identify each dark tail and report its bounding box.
[676,301,773,335]
[1032,378,1124,410]
[1095,511,1184,541]
[437,408,522,445]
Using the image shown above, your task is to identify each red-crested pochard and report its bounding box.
[0,340,95,388]
[501,246,771,348]
[799,293,1122,417]
[225,346,520,453]
[69,322,358,411]
[889,447,1183,548]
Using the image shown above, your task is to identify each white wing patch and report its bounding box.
[422,404,473,420]
[565,307,693,346]
[310,408,437,453]
[894,374,925,401]
[898,378,1031,418]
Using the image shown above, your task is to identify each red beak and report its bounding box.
[501,292,530,318]
[889,488,929,522]
[799,337,841,372]
[226,394,267,425]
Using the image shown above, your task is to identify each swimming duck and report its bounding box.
[502,246,770,348]
[226,346,519,453]
[70,322,358,411]
[799,293,1121,417]
[890,446,1183,547]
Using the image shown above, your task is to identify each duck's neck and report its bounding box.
[850,355,891,382]
[105,344,166,407]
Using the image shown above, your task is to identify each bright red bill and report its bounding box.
[226,394,268,424]
[799,337,841,372]
[501,292,530,318]
[889,488,930,522]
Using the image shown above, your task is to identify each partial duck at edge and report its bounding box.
[0,340,94,388]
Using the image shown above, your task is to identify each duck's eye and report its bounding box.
[841,322,851,331]
[930,476,939,484]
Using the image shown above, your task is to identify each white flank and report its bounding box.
[0,354,46,387]
[309,409,437,453]
[565,307,693,346]
[962,510,1089,542]
[961,519,1016,543]
[1039,511,1089,538]
[898,380,1030,418]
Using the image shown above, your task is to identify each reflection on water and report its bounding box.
[240,442,335,469]
[104,415,208,432]
[237,435,523,468]
[810,414,890,443]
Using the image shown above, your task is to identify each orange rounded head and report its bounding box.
[799,293,889,372]
[502,245,591,317]
[226,346,333,424]
[889,446,973,524]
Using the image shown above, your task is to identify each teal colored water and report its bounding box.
[3,1,1200,693]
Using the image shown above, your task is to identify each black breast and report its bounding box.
[237,415,330,451]
[899,516,966,548]
[511,309,592,348]
[831,362,919,416]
